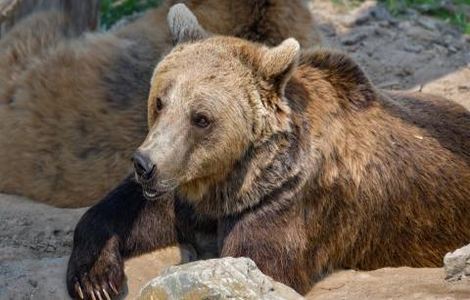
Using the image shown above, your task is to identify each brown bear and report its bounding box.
[66,4,470,300]
[0,0,320,208]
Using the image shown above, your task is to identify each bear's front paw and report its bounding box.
[66,240,124,299]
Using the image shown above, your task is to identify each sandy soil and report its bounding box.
[309,267,470,299]
[0,1,469,299]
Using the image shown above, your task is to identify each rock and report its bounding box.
[444,244,470,281]
[138,257,303,300]
[405,26,436,43]
[370,5,393,21]
[396,66,414,77]
[341,32,367,46]
[373,27,391,37]
[416,18,438,31]
[447,45,458,54]
[404,44,424,53]
[340,13,370,28]
[339,1,374,27]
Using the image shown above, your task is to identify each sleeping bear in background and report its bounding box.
[67,4,470,300]
[0,0,320,207]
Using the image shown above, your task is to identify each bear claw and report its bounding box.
[109,281,118,295]
[102,288,112,300]
[75,282,84,299]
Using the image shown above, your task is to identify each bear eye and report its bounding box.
[155,98,163,112]
[192,113,211,129]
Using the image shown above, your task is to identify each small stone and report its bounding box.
[447,46,458,54]
[444,244,470,281]
[339,17,354,28]
[28,279,38,288]
[340,15,367,28]
[354,13,371,26]
[416,18,437,31]
[341,32,367,46]
[371,5,392,21]
[406,27,435,43]
[374,27,390,37]
[396,67,414,77]
[404,44,424,53]
[398,21,413,31]
[433,44,448,55]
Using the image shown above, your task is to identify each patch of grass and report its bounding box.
[100,0,162,29]
[380,0,470,34]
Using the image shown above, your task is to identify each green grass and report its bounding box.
[380,0,470,34]
[100,0,162,29]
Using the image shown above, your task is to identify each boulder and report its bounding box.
[444,244,470,281]
[138,257,303,300]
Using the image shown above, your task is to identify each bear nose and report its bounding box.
[132,151,155,181]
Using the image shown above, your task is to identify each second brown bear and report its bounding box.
[0,0,320,207]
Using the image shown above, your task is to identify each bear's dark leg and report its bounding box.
[219,209,312,294]
[66,176,179,300]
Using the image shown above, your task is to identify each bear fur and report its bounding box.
[0,10,79,105]
[66,5,470,299]
[0,0,320,207]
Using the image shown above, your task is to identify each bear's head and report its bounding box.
[133,4,302,203]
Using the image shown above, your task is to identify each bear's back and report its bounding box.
[381,90,470,164]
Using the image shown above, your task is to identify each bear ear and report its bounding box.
[167,4,208,45]
[259,38,300,94]
[300,50,376,109]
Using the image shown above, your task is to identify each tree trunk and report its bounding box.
[0,0,100,38]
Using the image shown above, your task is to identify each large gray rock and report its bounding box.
[138,257,303,300]
[444,244,470,281]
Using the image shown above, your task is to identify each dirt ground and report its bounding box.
[312,0,470,110]
[0,1,469,299]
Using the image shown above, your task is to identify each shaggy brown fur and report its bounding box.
[66,6,469,300]
[0,0,320,207]
[0,10,78,105]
